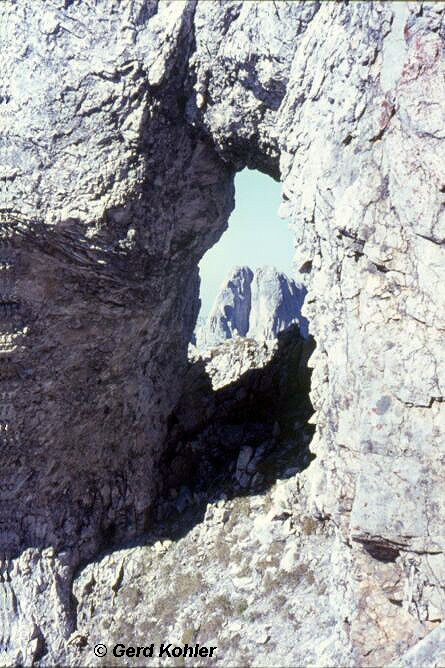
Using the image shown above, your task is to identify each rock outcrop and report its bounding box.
[196,265,307,347]
[69,327,318,667]
[1,1,445,665]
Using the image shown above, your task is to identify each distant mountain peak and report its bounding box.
[195,265,308,348]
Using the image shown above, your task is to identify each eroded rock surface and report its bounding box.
[1,0,444,665]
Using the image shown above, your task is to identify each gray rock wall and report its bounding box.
[0,0,236,556]
[275,2,445,660]
[1,1,444,664]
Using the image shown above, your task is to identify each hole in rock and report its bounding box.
[153,169,316,541]
[360,540,400,564]
[195,168,304,332]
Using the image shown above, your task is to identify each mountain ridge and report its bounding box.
[195,264,308,348]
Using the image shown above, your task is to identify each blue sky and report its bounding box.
[198,169,294,318]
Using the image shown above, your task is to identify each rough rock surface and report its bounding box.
[166,326,314,497]
[69,328,321,667]
[1,0,445,665]
[196,265,307,348]
[190,335,280,392]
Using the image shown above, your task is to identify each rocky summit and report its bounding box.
[195,265,308,348]
[1,1,445,666]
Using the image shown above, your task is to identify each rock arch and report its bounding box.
[1,1,444,664]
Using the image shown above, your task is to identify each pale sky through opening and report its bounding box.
[198,168,295,319]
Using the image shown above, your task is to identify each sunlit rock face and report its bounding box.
[1,1,445,665]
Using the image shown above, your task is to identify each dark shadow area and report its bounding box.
[140,325,316,546]
[69,325,316,587]
[67,329,318,662]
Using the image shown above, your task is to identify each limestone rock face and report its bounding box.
[196,265,307,347]
[1,0,445,665]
